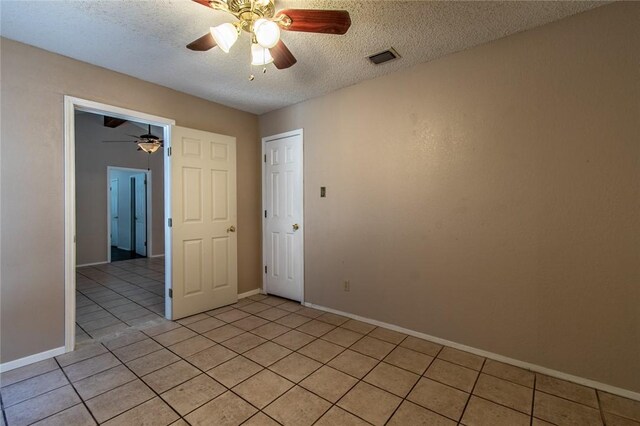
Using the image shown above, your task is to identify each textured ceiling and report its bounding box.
[0,1,606,114]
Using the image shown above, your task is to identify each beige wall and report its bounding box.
[260,2,640,392]
[75,113,164,265]
[0,39,261,363]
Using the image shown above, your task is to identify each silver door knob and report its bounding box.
[292,224,299,231]
[227,225,236,233]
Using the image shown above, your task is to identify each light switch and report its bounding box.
[320,187,326,198]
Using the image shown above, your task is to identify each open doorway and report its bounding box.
[107,167,151,262]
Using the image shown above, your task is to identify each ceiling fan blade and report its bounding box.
[276,9,351,35]
[187,33,217,51]
[103,116,127,128]
[270,40,297,70]
[102,140,136,143]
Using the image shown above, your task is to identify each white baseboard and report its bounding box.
[0,346,66,373]
[77,261,108,268]
[304,302,640,402]
[238,288,262,299]
[150,254,165,258]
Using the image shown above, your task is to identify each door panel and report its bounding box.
[172,126,237,319]
[264,133,303,301]
[134,174,147,256]
[110,179,119,247]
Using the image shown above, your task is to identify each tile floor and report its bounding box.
[1,260,639,425]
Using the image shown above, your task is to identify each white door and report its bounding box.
[134,173,147,256]
[171,126,238,319]
[110,178,119,247]
[263,131,304,301]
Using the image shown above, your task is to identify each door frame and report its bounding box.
[106,166,152,262]
[261,129,305,302]
[64,96,175,353]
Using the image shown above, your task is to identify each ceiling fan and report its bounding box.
[102,124,163,154]
[187,0,351,74]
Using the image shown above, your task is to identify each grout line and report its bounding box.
[53,357,101,426]
[530,374,537,426]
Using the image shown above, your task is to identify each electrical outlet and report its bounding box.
[343,280,350,292]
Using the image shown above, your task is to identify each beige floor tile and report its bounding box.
[203,324,245,342]
[103,330,148,351]
[185,391,257,426]
[316,312,350,326]
[437,347,484,371]
[140,321,181,337]
[328,349,379,379]
[424,359,479,393]
[255,308,290,321]
[243,412,281,425]
[264,386,331,425]
[407,378,469,421]
[168,335,215,358]
[298,339,344,363]
[142,360,201,393]
[321,327,363,347]
[400,336,443,357]
[205,305,235,316]
[368,327,407,344]
[126,348,181,376]
[161,374,226,416]
[233,369,294,409]
[603,412,640,426]
[85,379,155,423]
[56,343,107,367]
[63,352,121,382]
[300,365,358,402]
[482,359,534,388]
[244,342,292,367]
[0,358,59,388]
[273,330,315,350]
[111,338,163,362]
[384,346,433,375]
[364,362,419,397]
[239,302,272,315]
[222,333,267,353]
[532,418,556,426]
[473,373,533,414]
[269,352,323,383]
[177,313,210,325]
[186,317,226,334]
[31,404,96,426]
[103,397,179,425]
[338,381,402,426]
[73,365,136,400]
[4,385,80,426]
[533,391,603,426]
[341,319,376,334]
[232,315,270,331]
[187,344,237,371]
[170,420,190,426]
[278,302,304,313]
[599,391,640,422]
[350,336,395,360]
[153,327,198,346]
[461,395,530,426]
[388,400,456,426]
[250,322,290,340]
[536,374,598,408]
[315,406,370,426]
[207,356,263,388]
[276,313,312,328]
[297,320,336,337]
[1,369,68,407]
[260,296,288,307]
[296,307,325,319]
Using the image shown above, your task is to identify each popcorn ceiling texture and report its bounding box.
[0,1,606,114]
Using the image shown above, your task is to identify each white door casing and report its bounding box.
[110,179,119,247]
[262,130,304,301]
[134,173,147,256]
[171,126,238,319]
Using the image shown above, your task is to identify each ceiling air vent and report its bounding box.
[368,48,400,65]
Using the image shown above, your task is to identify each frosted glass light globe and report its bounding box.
[254,18,280,49]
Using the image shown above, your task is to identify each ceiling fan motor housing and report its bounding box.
[227,0,275,29]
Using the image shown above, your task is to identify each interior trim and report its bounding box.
[0,346,66,373]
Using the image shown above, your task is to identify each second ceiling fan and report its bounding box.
[187,0,352,72]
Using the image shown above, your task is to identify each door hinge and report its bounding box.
[264,210,267,218]
[264,154,266,163]
[265,265,267,274]
[168,218,172,227]
[144,241,147,246]
[168,289,173,298]
[168,147,172,156]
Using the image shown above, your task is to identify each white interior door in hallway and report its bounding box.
[110,178,119,247]
[263,130,304,302]
[171,126,238,319]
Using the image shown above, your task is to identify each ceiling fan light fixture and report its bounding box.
[251,43,274,65]
[137,141,162,154]
[254,18,280,49]
[210,22,238,53]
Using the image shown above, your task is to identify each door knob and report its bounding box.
[292,224,299,231]
[227,225,236,233]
